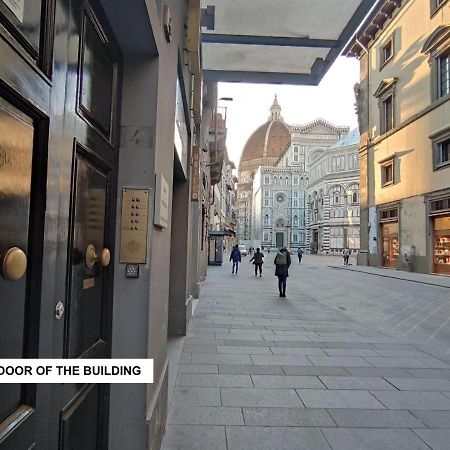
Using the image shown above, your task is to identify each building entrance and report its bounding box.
[433,216,450,275]
[381,222,399,268]
[276,232,284,248]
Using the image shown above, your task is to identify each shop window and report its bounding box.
[380,37,394,68]
[433,216,450,274]
[381,160,394,187]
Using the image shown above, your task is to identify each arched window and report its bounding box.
[264,215,269,226]
[293,215,298,226]
[285,177,289,186]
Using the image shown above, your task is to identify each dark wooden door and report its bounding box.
[0,0,120,448]
[59,1,120,448]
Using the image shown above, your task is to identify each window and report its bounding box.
[264,215,269,226]
[264,189,270,197]
[374,78,397,135]
[292,233,298,243]
[263,232,269,241]
[431,0,448,14]
[292,199,299,207]
[382,95,394,133]
[432,128,450,169]
[293,175,299,185]
[264,175,270,184]
[381,160,394,186]
[285,177,289,186]
[352,192,359,203]
[264,199,269,207]
[293,191,298,198]
[380,38,393,67]
[293,215,298,226]
[276,194,284,203]
[438,53,450,98]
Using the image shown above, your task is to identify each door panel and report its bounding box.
[0,98,38,448]
[67,147,109,360]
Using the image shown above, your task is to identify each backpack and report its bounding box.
[275,251,287,265]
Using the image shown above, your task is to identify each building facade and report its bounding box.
[345,0,450,274]
[238,99,359,253]
[306,129,361,254]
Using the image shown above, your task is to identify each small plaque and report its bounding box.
[83,277,96,290]
[2,0,24,22]
[154,174,169,228]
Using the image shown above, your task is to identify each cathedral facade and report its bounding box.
[237,97,360,253]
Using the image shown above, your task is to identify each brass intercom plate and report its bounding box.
[120,188,149,264]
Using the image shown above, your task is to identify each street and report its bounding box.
[162,254,450,450]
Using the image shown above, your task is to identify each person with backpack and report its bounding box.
[230,244,242,274]
[297,248,303,264]
[274,247,291,297]
[250,247,264,277]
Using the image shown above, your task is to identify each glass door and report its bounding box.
[381,222,399,268]
[434,216,450,275]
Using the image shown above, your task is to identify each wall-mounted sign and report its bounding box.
[2,0,24,22]
[174,77,188,178]
[154,174,169,228]
[191,145,200,201]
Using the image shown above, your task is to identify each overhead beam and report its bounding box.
[202,33,339,48]
[203,70,319,85]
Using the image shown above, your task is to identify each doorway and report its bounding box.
[276,232,284,248]
[381,222,399,268]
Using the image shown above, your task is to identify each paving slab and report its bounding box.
[218,364,284,375]
[413,429,450,450]
[221,387,304,407]
[250,354,313,366]
[167,406,244,426]
[242,407,335,427]
[319,376,396,390]
[178,374,252,388]
[386,377,450,391]
[251,375,324,389]
[171,387,221,407]
[226,426,332,450]
[411,410,450,428]
[322,428,430,450]
[296,389,386,409]
[307,356,373,367]
[162,425,226,450]
[178,364,218,374]
[371,390,450,410]
[328,409,426,428]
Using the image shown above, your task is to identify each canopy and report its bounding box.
[201,0,375,85]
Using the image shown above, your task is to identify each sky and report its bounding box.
[217,56,360,166]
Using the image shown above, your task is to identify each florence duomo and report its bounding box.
[237,96,361,254]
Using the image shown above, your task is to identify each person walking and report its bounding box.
[250,247,264,277]
[230,244,241,274]
[297,248,303,264]
[274,247,291,297]
[342,247,351,266]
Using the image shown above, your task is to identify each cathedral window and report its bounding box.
[264,215,269,225]
[293,175,299,185]
[264,175,270,184]
[285,177,289,186]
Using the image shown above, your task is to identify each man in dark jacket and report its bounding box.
[274,247,291,297]
[250,248,264,277]
[230,244,242,274]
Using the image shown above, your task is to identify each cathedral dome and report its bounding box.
[240,96,291,164]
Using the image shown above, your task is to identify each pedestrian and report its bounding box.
[250,247,264,277]
[297,248,303,264]
[230,244,241,274]
[274,247,291,297]
[342,247,351,266]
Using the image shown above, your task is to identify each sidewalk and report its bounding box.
[162,257,450,450]
[329,263,450,289]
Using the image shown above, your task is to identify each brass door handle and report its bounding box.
[1,247,27,281]
[85,244,111,269]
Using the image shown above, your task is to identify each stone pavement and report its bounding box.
[162,254,450,450]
